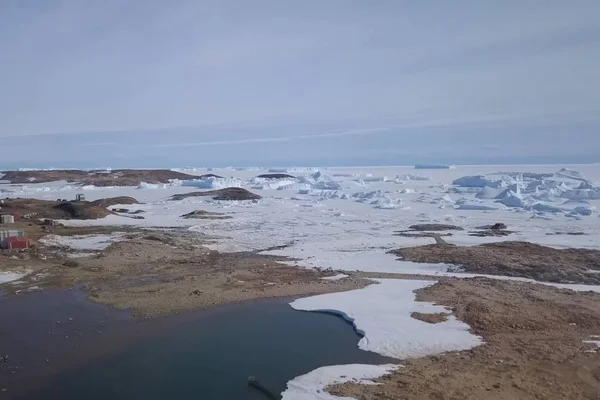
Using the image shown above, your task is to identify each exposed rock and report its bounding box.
[410,312,448,324]
[171,187,262,201]
[256,173,296,179]
[392,241,600,284]
[197,174,224,179]
[476,223,507,230]
[0,169,195,186]
[91,196,140,208]
[408,224,464,231]
[180,210,232,220]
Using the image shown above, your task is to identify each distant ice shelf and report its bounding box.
[414,164,454,169]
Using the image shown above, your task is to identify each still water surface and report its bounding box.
[4,292,393,399]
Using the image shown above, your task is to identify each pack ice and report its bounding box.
[453,168,598,216]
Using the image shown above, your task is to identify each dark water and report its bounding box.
[1,291,393,400]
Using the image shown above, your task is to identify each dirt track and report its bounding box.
[330,278,600,400]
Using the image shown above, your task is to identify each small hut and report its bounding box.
[1,236,30,250]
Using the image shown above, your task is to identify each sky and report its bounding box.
[1,1,600,168]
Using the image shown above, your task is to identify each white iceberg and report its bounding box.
[182,177,243,189]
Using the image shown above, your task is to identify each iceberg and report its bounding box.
[453,175,502,188]
[395,173,431,181]
[182,177,243,189]
[561,189,600,200]
[476,186,505,199]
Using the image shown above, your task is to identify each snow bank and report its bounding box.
[281,364,399,400]
[39,233,124,251]
[321,274,349,281]
[290,279,482,359]
[0,271,26,284]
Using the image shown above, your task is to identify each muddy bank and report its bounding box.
[392,241,600,284]
[330,278,600,399]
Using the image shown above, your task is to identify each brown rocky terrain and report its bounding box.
[392,241,600,284]
[180,210,232,220]
[407,224,464,231]
[330,278,600,400]
[89,196,140,208]
[256,173,296,179]
[1,169,195,186]
[4,230,366,316]
[1,198,114,220]
[171,187,262,201]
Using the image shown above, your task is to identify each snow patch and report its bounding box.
[281,364,399,400]
[0,271,26,284]
[290,279,483,359]
[321,274,349,281]
[39,233,124,251]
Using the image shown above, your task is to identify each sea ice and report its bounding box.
[455,204,500,211]
[395,174,431,181]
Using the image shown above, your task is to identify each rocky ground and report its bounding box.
[170,187,262,201]
[0,169,196,186]
[330,278,600,400]
[392,241,600,284]
[0,196,143,220]
[3,228,367,316]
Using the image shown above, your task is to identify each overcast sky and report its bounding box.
[1,1,599,167]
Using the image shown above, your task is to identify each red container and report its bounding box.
[2,236,30,249]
